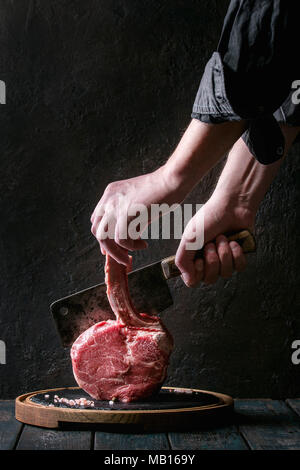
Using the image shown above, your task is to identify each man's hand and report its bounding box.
[90,166,185,265]
[175,194,254,287]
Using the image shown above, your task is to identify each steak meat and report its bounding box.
[71,255,173,402]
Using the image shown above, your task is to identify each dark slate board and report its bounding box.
[30,387,221,411]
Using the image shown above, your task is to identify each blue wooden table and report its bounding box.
[1,399,300,450]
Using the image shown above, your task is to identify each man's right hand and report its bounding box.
[90,166,185,265]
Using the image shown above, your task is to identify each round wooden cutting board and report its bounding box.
[15,386,233,430]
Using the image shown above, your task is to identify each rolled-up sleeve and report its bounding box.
[191,0,299,165]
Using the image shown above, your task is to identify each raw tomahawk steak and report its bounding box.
[71,255,173,402]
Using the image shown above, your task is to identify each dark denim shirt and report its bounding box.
[191,0,300,164]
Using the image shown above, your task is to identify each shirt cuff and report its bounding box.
[191,52,286,165]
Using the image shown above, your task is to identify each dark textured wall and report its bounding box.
[0,0,299,399]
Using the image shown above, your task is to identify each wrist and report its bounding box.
[156,163,192,203]
[208,189,256,230]
[212,185,257,213]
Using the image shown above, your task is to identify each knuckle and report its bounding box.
[205,242,215,251]
[216,234,227,244]
[207,255,219,267]
[217,240,230,256]
[219,250,230,264]
[96,227,105,242]
[105,182,116,193]
[229,241,241,253]
[204,245,217,262]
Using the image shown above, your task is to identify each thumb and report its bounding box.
[175,239,198,287]
[201,204,221,245]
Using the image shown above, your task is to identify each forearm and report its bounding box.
[212,125,300,214]
[161,118,246,201]
[213,140,283,214]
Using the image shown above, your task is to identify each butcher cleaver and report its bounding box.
[51,229,255,347]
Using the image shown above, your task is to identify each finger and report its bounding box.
[194,258,204,285]
[195,258,204,274]
[229,241,247,272]
[203,242,220,284]
[131,238,148,250]
[91,214,103,236]
[96,213,117,242]
[100,238,130,265]
[91,208,99,224]
[99,242,106,256]
[216,235,233,279]
[115,236,148,251]
[96,216,129,265]
[91,188,110,223]
[175,243,198,287]
[91,197,111,231]
[115,221,148,251]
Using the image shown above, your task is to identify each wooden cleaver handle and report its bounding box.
[161,229,256,280]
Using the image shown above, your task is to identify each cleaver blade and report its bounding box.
[51,229,255,348]
[50,259,174,348]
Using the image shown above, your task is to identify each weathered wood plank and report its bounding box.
[95,431,170,450]
[0,400,23,450]
[16,425,92,450]
[236,399,300,450]
[168,424,248,450]
[286,399,300,418]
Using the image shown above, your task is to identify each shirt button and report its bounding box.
[276,146,284,155]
